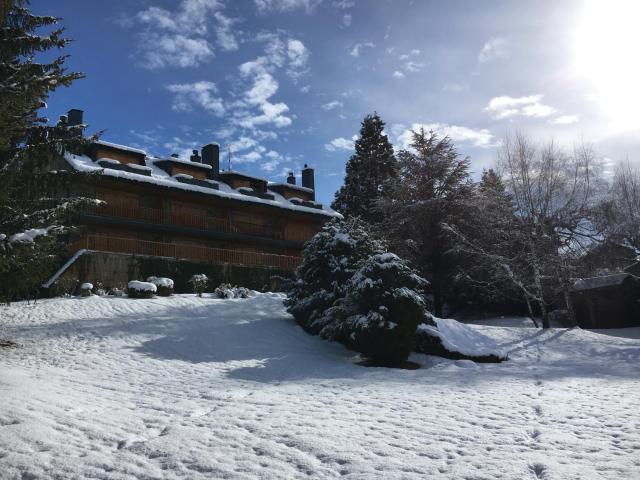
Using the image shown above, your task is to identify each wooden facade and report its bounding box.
[53,136,336,283]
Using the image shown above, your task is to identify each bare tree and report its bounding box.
[607,160,640,253]
[447,133,604,328]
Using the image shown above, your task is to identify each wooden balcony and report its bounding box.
[80,201,311,243]
[70,235,301,271]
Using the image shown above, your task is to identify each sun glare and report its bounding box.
[573,0,640,132]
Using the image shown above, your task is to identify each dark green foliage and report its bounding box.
[378,128,473,316]
[332,113,397,224]
[327,253,432,366]
[283,217,385,335]
[0,0,90,302]
[127,287,155,299]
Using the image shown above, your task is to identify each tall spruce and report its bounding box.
[331,113,397,223]
[0,0,90,302]
[379,128,473,317]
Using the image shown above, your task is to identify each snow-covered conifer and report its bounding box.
[284,217,385,334]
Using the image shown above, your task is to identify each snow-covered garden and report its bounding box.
[1,293,639,479]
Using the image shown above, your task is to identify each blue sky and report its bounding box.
[35,0,640,205]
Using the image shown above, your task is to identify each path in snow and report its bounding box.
[0,294,639,479]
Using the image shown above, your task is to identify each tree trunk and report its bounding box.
[563,289,576,326]
[525,297,539,328]
[539,301,550,329]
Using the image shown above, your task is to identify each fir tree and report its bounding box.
[331,113,397,223]
[284,218,385,335]
[379,128,473,317]
[0,0,91,302]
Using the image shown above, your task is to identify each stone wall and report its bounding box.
[50,252,293,294]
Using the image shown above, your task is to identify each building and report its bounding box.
[570,273,640,328]
[44,109,340,292]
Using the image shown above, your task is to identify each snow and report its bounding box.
[1,294,639,479]
[147,277,174,288]
[573,273,635,291]
[64,152,341,219]
[95,140,146,156]
[154,157,212,170]
[8,226,54,244]
[418,317,506,357]
[80,283,93,290]
[127,281,157,292]
[268,182,314,193]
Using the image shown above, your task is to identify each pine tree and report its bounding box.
[331,113,397,223]
[0,0,91,302]
[379,128,473,317]
[284,218,385,335]
[326,253,432,366]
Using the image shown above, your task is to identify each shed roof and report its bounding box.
[573,273,637,291]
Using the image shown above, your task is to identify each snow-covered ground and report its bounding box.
[1,294,639,479]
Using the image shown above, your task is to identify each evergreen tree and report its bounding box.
[284,218,385,335]
[326,253,432,366]
[379,128,473,317]
[0,0,91,302]
[331,113,397,223]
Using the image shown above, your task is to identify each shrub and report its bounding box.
[214,283,251,299]
[189,274,208,297]
[108,287,125,297]
[146,276,174,296]
[326,253,432,366]
[127,280,157,299]
[284,218,385,335]
[79,282,93,297]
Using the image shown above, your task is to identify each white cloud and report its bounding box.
[443,82,469,93]
[350,42,375,57]
[478,37,510,63]
[322,100,343,111]
[485,94,557,120]
[138,34,214,69]
[325,137,355,151]
[396,123,495,149]
[213,12,239,51]
[125,0,240,69]
[404,61,425,73]
[332,0,354,7]
[254,0,322,12]
[342,14,352,27]
[165,81,225,115]
[552,114,580,125]
[246,73,279,105]
[392,70,405,79]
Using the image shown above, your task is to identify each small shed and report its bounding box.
[570,273,640,328]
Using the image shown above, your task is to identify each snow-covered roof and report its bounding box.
[64,151,341,218]
[94,140,146,156]
[573,273,636,291]
[151,157,212,170]
[218,170,267,183]
[268,182,314,193]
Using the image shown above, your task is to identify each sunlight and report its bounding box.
[572,0,640,132]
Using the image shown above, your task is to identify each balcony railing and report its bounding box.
[70,235,301,271]
[80,200,311,243]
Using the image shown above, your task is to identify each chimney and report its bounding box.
[190,149,201,163]
[201,143,220,179]
[301,164,315,200]
[286,171,296,185]
[67,108,84,126]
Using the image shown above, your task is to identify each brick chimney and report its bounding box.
[201,143,220,179]
[286,171,296,185]
[67,108,84,126]
[301,164,315,200]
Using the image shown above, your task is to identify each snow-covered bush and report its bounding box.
[80,282,93,297]
[94,282,106,296]
[146,276,174,297]
[415,317,505,363]
[214,283,235,299]
[326,253,432,366]
[214,283,251,299]
[284,218,385,335]
[107,287,125,297]
[127,280,157,299]
[189,274,208,297]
